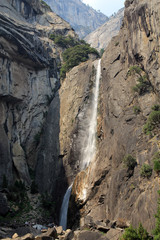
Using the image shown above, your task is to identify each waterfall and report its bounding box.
[59,59,101,230]
[59,184,72,230]
[81,59,101,169]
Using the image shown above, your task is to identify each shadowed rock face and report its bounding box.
[0,0,76,187]
[43,0,108,38]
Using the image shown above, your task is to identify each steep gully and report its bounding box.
[59,59,101,230]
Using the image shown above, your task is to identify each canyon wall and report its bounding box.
[69,0,160,232]
[0,0,76,187]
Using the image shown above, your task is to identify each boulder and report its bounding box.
[55,226,63,235]
[12,233,19,239]
[44,228,57,238]
[22,233,34,240]
[73,230,109,240]
[106,229,123,240]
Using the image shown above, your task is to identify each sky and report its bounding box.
[82,0,125,17]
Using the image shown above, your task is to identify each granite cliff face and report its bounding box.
[85,8,124,51]
[0,0,76,187]
[1,0,160,237]
[43,0,108,38]
[67,0,160,233]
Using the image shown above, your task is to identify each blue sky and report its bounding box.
[82,0,125,17]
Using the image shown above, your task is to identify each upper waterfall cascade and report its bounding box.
[59,59,101,230]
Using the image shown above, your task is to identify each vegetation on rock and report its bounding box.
[153,152,160,174]
[49,34,79,48]
[49,33,99,79]
[140,164,152,178]
[122,154,137,170]
[133,105,141,115]
[121,223,152,240]
[60,43,99,79]
[128,65,152,95]
[143,105,160,135]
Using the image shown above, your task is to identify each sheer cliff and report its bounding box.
[66,0,160,234]
[43,0,108,38]
[84,8,124,51]
[1,0,160,238]
[0,0,76,188]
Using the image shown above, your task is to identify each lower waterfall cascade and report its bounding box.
[59,59,101,230]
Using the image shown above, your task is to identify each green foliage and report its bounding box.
[115,42,119,46]
[60,44,99,79]
[133,105,141,115]
[153,152,160,173]
[122,154,137,170]
[121,225,139,240]
[140,164,152,178]
[2,175,8,188]
[153,191,160,239]
[137,223,152,240]
[143,110,160,135]
[132,75,152,95]
[121,224,152,240]
[100,48,105,57]
[152,105,160,111]
[128,65,142,76]
[49,34,79,48]
[128,65,152,95]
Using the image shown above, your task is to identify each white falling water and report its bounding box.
[81,59,101,169]
[59,184,72,230]
[59,59,101,230]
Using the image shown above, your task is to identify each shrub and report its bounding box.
[60,44,99,79]
[122,154,137,170]
[49,34,79,48]
[152,104,160,111]
[133,106,141,115]
[121,224,152,240]
[153,152,160,173]
[128,65,152,95]
[140,164,152,178]
[143,110,160,135]
[128,65,142,76]
[132,75,152,95]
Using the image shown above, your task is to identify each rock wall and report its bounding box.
[43,0,108,38]
[84,8,124,51]
[69,0,160,232]
[35,60,99,216]
[0,0,76,187]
